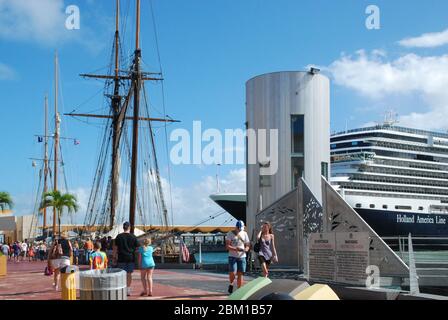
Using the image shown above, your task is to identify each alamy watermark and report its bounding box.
[65,5,80,30]
[365,5,381,30]
[170,121,279,176]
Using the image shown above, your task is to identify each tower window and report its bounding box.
[291,115,304,155]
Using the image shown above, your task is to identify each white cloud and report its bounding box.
[0,0,67,44]
[399,28,448,48]
[0,0,106,53]
[0,63,17,80]
[326,49,448,130]
[164,168,246,226]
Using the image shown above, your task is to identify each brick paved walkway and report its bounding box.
[0,260,233,300]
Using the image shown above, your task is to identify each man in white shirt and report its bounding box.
[225,220,250,294]
[21,241,28,261]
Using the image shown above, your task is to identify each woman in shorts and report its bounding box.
[138,238,155,296]
[256,222,278,278]
[48,237,72,291]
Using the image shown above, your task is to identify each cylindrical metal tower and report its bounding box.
[246,71,330,237]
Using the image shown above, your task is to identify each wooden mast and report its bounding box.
[53,51,60,238]
[110,0,121,231]
[71,0,171,235]
[129,0,141,234]
[43,95,49,237]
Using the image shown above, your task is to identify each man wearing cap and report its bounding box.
[225,220,250,294]
[113,222,139,296]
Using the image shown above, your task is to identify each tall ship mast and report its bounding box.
[29,52,74,240]
[68,0,177,235]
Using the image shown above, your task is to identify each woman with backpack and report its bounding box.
[254,222,278,278]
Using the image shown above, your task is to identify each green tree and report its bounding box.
[0,192,13,212]
[39,190,78,237]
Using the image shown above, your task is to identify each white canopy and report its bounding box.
[104,225,145,238]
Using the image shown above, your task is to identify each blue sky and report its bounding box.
[2,0,448,226]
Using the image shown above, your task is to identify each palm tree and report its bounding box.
[0,192,13,212]
[40,190,78,238]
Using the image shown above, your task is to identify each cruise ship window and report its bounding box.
[383,205,388,209]
[291,115,304,154]
[369,204,375,209]
[418,206,424,211]
[356,204,362,208]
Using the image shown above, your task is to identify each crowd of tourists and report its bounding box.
[39,222,157,297]
[2,219,279,297]
[0,240,48,262]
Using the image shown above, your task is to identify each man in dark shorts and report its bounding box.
[113,222,139,296]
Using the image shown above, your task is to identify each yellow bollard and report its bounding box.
[0,255,6,276]
[293,284,340,300]
[61,271,77,300]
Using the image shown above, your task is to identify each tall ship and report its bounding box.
[330,118,448,245]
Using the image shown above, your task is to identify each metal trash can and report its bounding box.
[79,268,127,300]
[61,265,78,300]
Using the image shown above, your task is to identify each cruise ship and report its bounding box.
[331,122,448,244]
[209,122,448,248]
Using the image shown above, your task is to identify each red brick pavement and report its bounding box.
[0,260,229,300]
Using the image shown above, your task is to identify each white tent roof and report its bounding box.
[104,225,145,238]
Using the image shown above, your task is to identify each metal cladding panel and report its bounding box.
[246,71,330,238]
[321,177,409,277]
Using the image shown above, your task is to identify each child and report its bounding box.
[28,246,35,262]
[89,242,108,270]
[73,241,80,265]
[138,238,155,296]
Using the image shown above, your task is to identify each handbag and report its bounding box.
[44,266,53,276]
[253,235,262,253]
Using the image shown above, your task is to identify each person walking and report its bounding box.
[138,238,155,297]
[84,238,94,265]
[20,241,28,262]
[90,242,108,270]
[48,235,72,291]
[73,241,80,265]
[28,245,35,262]
[12,242,21,262]
[225,220,250,294]
[255,222,278,278]
[39,242,47,261]
[113,222,139,296]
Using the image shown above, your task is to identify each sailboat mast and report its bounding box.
[43,95,49,237]
[129,0,141,234]
[53,51,60,238]
[110,0,121,230]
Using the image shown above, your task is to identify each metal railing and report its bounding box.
[382,236,448,265]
